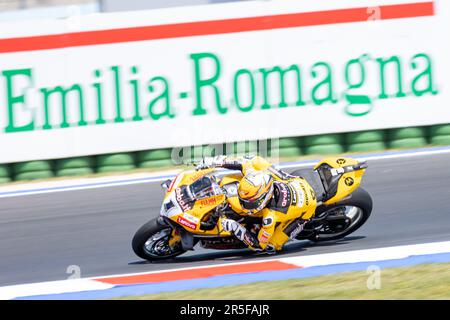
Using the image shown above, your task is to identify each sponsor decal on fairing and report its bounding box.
[177,216,197,230]
[175,187,193,212]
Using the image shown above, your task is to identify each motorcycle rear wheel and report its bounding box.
[300,187,373,242]
[132,218,186,261]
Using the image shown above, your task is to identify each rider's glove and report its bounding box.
[221,218,240,233]
[196,155,226,170]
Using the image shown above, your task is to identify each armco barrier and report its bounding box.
[429,124,450,146]
[303,134,345,155]
[4,123,450,182]
[346,130,387,153]
[137,149,174,169]
[55,157,93,177]
[278,138,303,158]
[388,127,428,149]
[13,160,54,181]
[0,165,11,184]
[96,153,136,173]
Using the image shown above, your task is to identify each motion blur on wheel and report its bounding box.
[132,156,372,261]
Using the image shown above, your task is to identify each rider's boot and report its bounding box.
[222,219,261,250]
[235,225,276,255]
[233,223,261,250]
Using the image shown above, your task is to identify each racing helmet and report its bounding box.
[238,170,274,214]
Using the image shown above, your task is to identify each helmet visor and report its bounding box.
[239,184,273,213]
[239,194,267,211]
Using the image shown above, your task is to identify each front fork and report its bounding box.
[157,216,184,249]
[168,229,182,248]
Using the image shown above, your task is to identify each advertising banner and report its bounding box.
[0,0,448,163]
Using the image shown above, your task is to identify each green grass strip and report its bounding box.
[117,262,450,300]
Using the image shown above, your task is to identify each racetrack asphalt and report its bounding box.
[1,152,449,286]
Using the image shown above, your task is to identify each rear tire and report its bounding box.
[305,187,373,242]
[132,218,186,261]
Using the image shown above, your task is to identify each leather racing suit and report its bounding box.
[197,155,317,253]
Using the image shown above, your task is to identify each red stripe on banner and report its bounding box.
[96,261,299,285]
[0,2,434,53]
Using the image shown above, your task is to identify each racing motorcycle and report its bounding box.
[132,157,372,261]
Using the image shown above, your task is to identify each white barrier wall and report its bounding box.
[0,0,448,163]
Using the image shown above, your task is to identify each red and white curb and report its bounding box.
[1,240,450,300]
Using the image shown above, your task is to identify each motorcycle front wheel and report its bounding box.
[132,218,186,261]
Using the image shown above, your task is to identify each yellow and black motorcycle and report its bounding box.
[132,157,372,261]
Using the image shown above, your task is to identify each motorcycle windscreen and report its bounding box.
[189,176,222,199]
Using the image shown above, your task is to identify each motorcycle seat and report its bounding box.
[291,169,326,202]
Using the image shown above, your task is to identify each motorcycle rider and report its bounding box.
[196,155,317,254]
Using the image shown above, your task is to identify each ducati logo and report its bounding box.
[344,177,354,186]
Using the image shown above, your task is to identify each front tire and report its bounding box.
[132,218,186,261]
